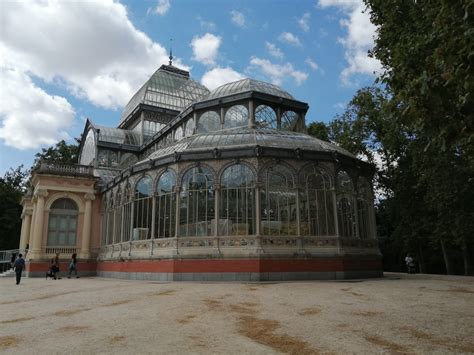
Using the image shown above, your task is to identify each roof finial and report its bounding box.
[168,38,173,66]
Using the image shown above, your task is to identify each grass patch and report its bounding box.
[237,315,319,355]
[351,310,382,317]
[298,308,321,316]
[0,336,19,350]
[0,316,35,324]
[363,334,408,353]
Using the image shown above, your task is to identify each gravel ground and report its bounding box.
[1,272,473,354]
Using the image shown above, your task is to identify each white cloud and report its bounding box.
[201,67,245,90]
[318,0,381,85]
[265,42,284,59]
[278,32,302,47]
[305,57,319,71]
[298,12,311,32]
[248,57,308,86]
[1,0,175,110]
[190,33,222,66]
[230,10,246,27]
[152,0,170,15]
[0,67,74,149]
[197,15,216,31]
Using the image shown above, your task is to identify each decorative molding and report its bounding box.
[84,193,96,201]
[34,189,48,198]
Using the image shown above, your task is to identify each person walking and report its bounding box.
[68,253,79,278]
[52,253,61,279]
[10,253,16,269]
[14,254,25,285]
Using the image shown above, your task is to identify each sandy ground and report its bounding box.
[0,273,473,354]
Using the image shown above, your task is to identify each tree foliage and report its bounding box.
[1,139,80,251]
[307,0,473,274]
[34,139,80,167]
[0,166,30,250]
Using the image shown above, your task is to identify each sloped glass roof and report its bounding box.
[120,65,210,125]
[207,79,294,100]
[96,125,141,145]
[139,127,354,164]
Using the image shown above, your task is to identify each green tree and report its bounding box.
[34,139,79,167]
[0,165,30,250]
[307,121,330,141]
[364,0,474,274]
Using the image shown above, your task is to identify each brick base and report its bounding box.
[26,256,382,280]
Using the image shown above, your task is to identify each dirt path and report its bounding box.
[1,273,473,354]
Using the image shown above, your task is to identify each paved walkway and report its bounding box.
[1,273,473,354]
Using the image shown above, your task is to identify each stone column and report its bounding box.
[29,189,48,260]
[277,106,282,129]
[220,107,225,128]
[214,184,220,237]
[174,186,181,255]
[332,188,341,253]
[248,100,255,128]
[19,209,32,252]
[28,200,37,254]
[255,183,261,236]
[80,193,95,259]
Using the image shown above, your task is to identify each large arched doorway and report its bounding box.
[47,198,78,246]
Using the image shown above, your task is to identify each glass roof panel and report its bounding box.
[96,125,141,145]
[207,78,294,100]
[120,66,210,125]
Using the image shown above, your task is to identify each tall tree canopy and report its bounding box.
[307,1,473,274]
[34,139,80,167]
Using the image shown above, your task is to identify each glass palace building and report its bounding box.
[19,63,382,280]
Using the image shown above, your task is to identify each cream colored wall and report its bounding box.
[22,173,97,261]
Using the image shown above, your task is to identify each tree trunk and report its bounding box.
[417,245,426,274]
[462,239,473,276]
[440,239,453,275]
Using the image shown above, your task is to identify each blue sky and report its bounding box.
[0,0,380,175]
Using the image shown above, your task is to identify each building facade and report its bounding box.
[20,64,382,280]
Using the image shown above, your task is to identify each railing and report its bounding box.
[44,247,77,256]
[0,249,20,273]
[35,162,94,177]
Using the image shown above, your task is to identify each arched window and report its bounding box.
[224,105,248,129]
[79,129,95,166]
[281,111,298,131]
[220,164,256,236]
[155,170,176,238]
[47,198,78,246]
[180,166,214,237]
[357,177,372,239]
[185,118,195,136]
[133,176,153,240]
[122,183,133,242]
[197,111,221,133]
[336,171,356,238]
[300,167,335,236]
[261,165,297,235]
[174,126,184,141]
[255,105,277,129]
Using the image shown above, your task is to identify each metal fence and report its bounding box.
[0,249,20,273]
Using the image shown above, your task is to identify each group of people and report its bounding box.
[47,253,79,280]
[12,252,79,285]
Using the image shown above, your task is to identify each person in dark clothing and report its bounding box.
[14,254,25,285]
[10,253,16,269]
[68,253,79,278]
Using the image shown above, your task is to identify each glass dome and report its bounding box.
[120,65,210,125]
[207,79,294,100]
